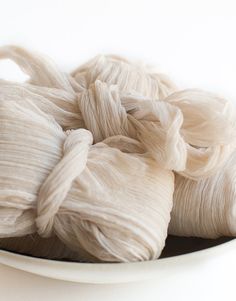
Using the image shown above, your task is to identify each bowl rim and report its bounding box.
[0,238,235,284]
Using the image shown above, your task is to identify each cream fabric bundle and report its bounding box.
[0,45,236,262]
[0,98,174,262]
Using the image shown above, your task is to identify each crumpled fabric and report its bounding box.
[0,45,236,262]
[1,46,235,179]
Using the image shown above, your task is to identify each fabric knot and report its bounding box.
[77,80,187,171]
[36,128,93,237]
[77,80,136,143]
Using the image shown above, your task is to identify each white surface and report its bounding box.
[0,0,236,300]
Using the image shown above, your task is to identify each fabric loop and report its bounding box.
[36,129,93,237]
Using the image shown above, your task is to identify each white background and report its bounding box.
[0,0,236,300]
[1,0,236,102]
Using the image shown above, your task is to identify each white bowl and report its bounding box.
[0,238,235,284]
[0,238,235,301]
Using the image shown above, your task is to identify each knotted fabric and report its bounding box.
[0,98,174,262]
[0,45,236,262]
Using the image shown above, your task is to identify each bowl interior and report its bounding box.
[0,234,233,262]
[160,235,232,258]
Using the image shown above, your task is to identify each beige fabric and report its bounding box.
[0,45,236,262]
[1,46,236,179]
[71,54,176,99]
[169,151,236,238]
[0,98,174,262]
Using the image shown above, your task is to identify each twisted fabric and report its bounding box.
[0,45,236,262]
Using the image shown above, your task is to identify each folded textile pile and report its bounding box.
[0,46,235,262]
